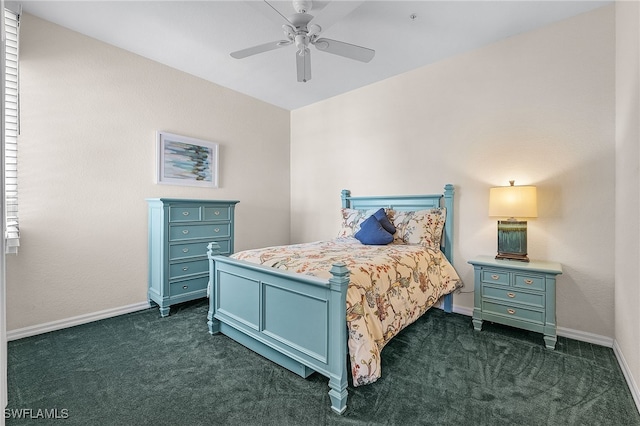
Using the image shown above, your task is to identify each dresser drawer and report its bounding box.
[169,259,209,279]
[169,223,230,241]
[482,300,544,324]
[482,285,544,308]
[481,270,510,286]
[203,206,231,221]
[170,276,209,297]
[169,240,230,260]
[514,274,545,291]
[169,206,202,222]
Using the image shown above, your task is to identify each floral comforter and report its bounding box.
[231,237,462,386]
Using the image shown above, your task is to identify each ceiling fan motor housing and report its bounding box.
[292,0,312,14]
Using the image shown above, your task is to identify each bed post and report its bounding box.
[443,184,454,262]
[341,190,351,208]
[442,184,454,313]
[327,262,349,414]
[207,242,221,335]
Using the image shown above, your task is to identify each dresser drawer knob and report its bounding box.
[182,267,189,271]
[214,211,220,216]
[214,228,220,233]
[182,230,189,235]
[182,211,189,216]
[182,285,189,290]
[507,292,516,298]
[182,248,189,253]
[524,279,533,285]
[491,274,499,280]
[507,309,516,315]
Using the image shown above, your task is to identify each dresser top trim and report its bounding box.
[146,198,240,204]
[468,255,562,275]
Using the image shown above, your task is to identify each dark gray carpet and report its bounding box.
[7,299,640,425]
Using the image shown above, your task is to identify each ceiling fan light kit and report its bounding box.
[231,0,375,83]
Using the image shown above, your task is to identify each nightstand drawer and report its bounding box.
[169,206,202,222]
[482,285,544,308]
[482,301,544,324]
[169,259,209,279]
[514,274,545,291]
[481,270,510,286]
[169,223,230,241]
[170,276,209,297]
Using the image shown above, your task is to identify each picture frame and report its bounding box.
[156,131,219,188]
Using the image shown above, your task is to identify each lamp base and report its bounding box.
[495,252,530,262]
[496,220,529,262]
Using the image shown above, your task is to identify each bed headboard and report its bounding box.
[340,184,455,264]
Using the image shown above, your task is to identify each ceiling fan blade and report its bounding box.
[230,40,291,59]
[296,49,311,83]
[245,0,294,26]
[313,38,375,63]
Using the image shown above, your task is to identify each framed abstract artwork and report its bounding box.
[156,131,219,188]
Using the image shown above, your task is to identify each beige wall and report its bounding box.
[5,14,291,330]
[291,6,616,337]
[615,0,640,407]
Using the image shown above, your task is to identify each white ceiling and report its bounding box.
[14,0,611,110]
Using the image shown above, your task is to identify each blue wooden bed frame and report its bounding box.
[206,184,455,414]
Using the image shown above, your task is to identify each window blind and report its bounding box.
[4,8,18,254]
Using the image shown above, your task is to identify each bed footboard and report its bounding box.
[207,242,350,414]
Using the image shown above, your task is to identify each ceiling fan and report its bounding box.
[231,0,375,83]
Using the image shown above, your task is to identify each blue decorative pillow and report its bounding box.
[354,215,394,245]
[373,208,396,235]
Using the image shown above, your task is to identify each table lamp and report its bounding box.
[489,181,537,262]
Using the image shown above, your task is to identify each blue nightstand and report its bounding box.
[468,255,563,349]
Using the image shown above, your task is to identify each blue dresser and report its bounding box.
[147,198,239,316]
[469,255,562,349]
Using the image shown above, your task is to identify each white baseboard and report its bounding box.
[613,340,640,414]
[6,301,150,341]
[556,326,614,348]
[452,304,473,317]
[452,305,615,347]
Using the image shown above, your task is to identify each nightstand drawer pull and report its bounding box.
[182,248,189,253]
[182,211,190,216]
[491,274,499,280]
[507,308,516,315]
[214,228,220,233]
[182,229,189,235]
[507,292,516,298]
[214,211,220,216]
[182,285,189,290]
[182,267,189,271]
[524,279,533,285]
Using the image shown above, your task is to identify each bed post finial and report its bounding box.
[341,190,351,208]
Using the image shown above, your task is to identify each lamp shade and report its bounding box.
[489,183,537,219]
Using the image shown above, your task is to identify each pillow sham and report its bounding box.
[337,208,378,238]
[373,208,396,235]
[354,215,394,245]
[388,207,446,248]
